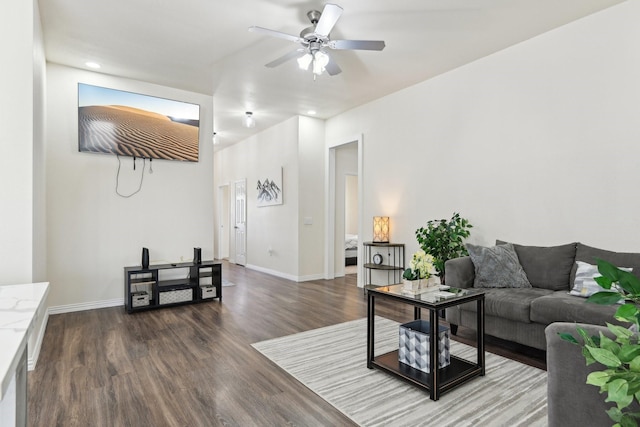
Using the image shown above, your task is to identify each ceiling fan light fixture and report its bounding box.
[312,50,329,75]
[297,53,313,70]
[243,111,256,128]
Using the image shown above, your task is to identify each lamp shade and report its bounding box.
[297,53,313,70]
[373,216,390,243]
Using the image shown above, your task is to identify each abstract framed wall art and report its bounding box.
[78,83,200,162]
[257,167,283,207]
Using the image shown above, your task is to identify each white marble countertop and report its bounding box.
[0,282,49,400]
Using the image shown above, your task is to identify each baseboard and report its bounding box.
[297,273,325,282]
[246,264,298,281]
[245,264,323,282]
[47,298,124,315]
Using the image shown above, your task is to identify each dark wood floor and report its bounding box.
[28,261,545,426]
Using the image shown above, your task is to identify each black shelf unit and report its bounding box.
[363,242,405,292]
[124,260,221,313]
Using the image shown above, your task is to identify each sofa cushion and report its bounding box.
[466,243,531,289]
[570,243,640,285]
[496,240,576,291]
[530,291,619,325]
[460,288,554,323]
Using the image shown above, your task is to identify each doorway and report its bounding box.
[325,134,364,286]
[234,179,247,266]
[344,173,358,275]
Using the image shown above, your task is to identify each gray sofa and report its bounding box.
[445,242,640,350]
[546,322,640,426]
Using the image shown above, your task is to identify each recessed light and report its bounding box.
[85,62,101,69]
[307,110,317,115]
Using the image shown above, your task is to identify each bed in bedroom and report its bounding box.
[345,234,358,266]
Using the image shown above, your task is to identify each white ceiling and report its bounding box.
[39,0,624,149]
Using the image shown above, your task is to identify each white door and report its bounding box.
[234,179,247,266]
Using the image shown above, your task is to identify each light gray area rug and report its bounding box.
[252,317,547,427]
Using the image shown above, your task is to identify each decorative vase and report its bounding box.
[403,279,425,291]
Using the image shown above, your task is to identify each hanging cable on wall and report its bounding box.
[115,154,146,198]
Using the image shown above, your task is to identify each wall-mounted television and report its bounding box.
[78,83,200,162]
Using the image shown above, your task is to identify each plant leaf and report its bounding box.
[598,259,626,282]
[600,332,622,354]
[619,415,639,427]
[578,327,597,347]
[631,356,640,373]
[619,272,640,296]
[625,378,640,395]
[587,346,623,368]
[598,259,640,295]
[619,345,640,364]
[559,332,579,345]
[617,305,640,324]
[588,291,625,305]
[607,406,624,422]
[609,323,635,340]
[605,378,629,405]
[595,275,614,290]
[588,370,614,387]
[582,346,597,365]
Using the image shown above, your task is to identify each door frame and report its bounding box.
[325,134,364,286]
[217,183,230,260]
[233,179,247,266]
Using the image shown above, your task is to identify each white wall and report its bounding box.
[0,0,49,369]
[46,63,214,309]
[213,116,326,281]
[0,0,34,284]
[214,117,300,279]
[326,1,640,257]
[33,0,47,283]
[29,0,49,369]
[297,116,325,279]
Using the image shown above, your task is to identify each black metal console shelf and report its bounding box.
[124,260,221,313]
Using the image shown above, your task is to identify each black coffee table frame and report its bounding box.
[366,284,485,401]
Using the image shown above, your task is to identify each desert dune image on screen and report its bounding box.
[78,83,200,162]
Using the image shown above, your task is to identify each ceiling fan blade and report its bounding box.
[314,4,343,37]
[248,26,302,44]
[329,40,386,51]
[324,55,342,76]
[265,49,305,68]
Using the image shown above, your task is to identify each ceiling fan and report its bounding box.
[248,3,385,77]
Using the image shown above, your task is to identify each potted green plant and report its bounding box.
[414,212,472,284]
[560,259,640,427]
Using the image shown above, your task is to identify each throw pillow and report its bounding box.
[466,243,532,288]
[496,240,577,291]
[569,261,632,297]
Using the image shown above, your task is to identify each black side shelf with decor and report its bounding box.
[124,260,221,313]
[363,241,405,294]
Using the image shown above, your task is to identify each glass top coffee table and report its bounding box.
[366,284,485,401]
